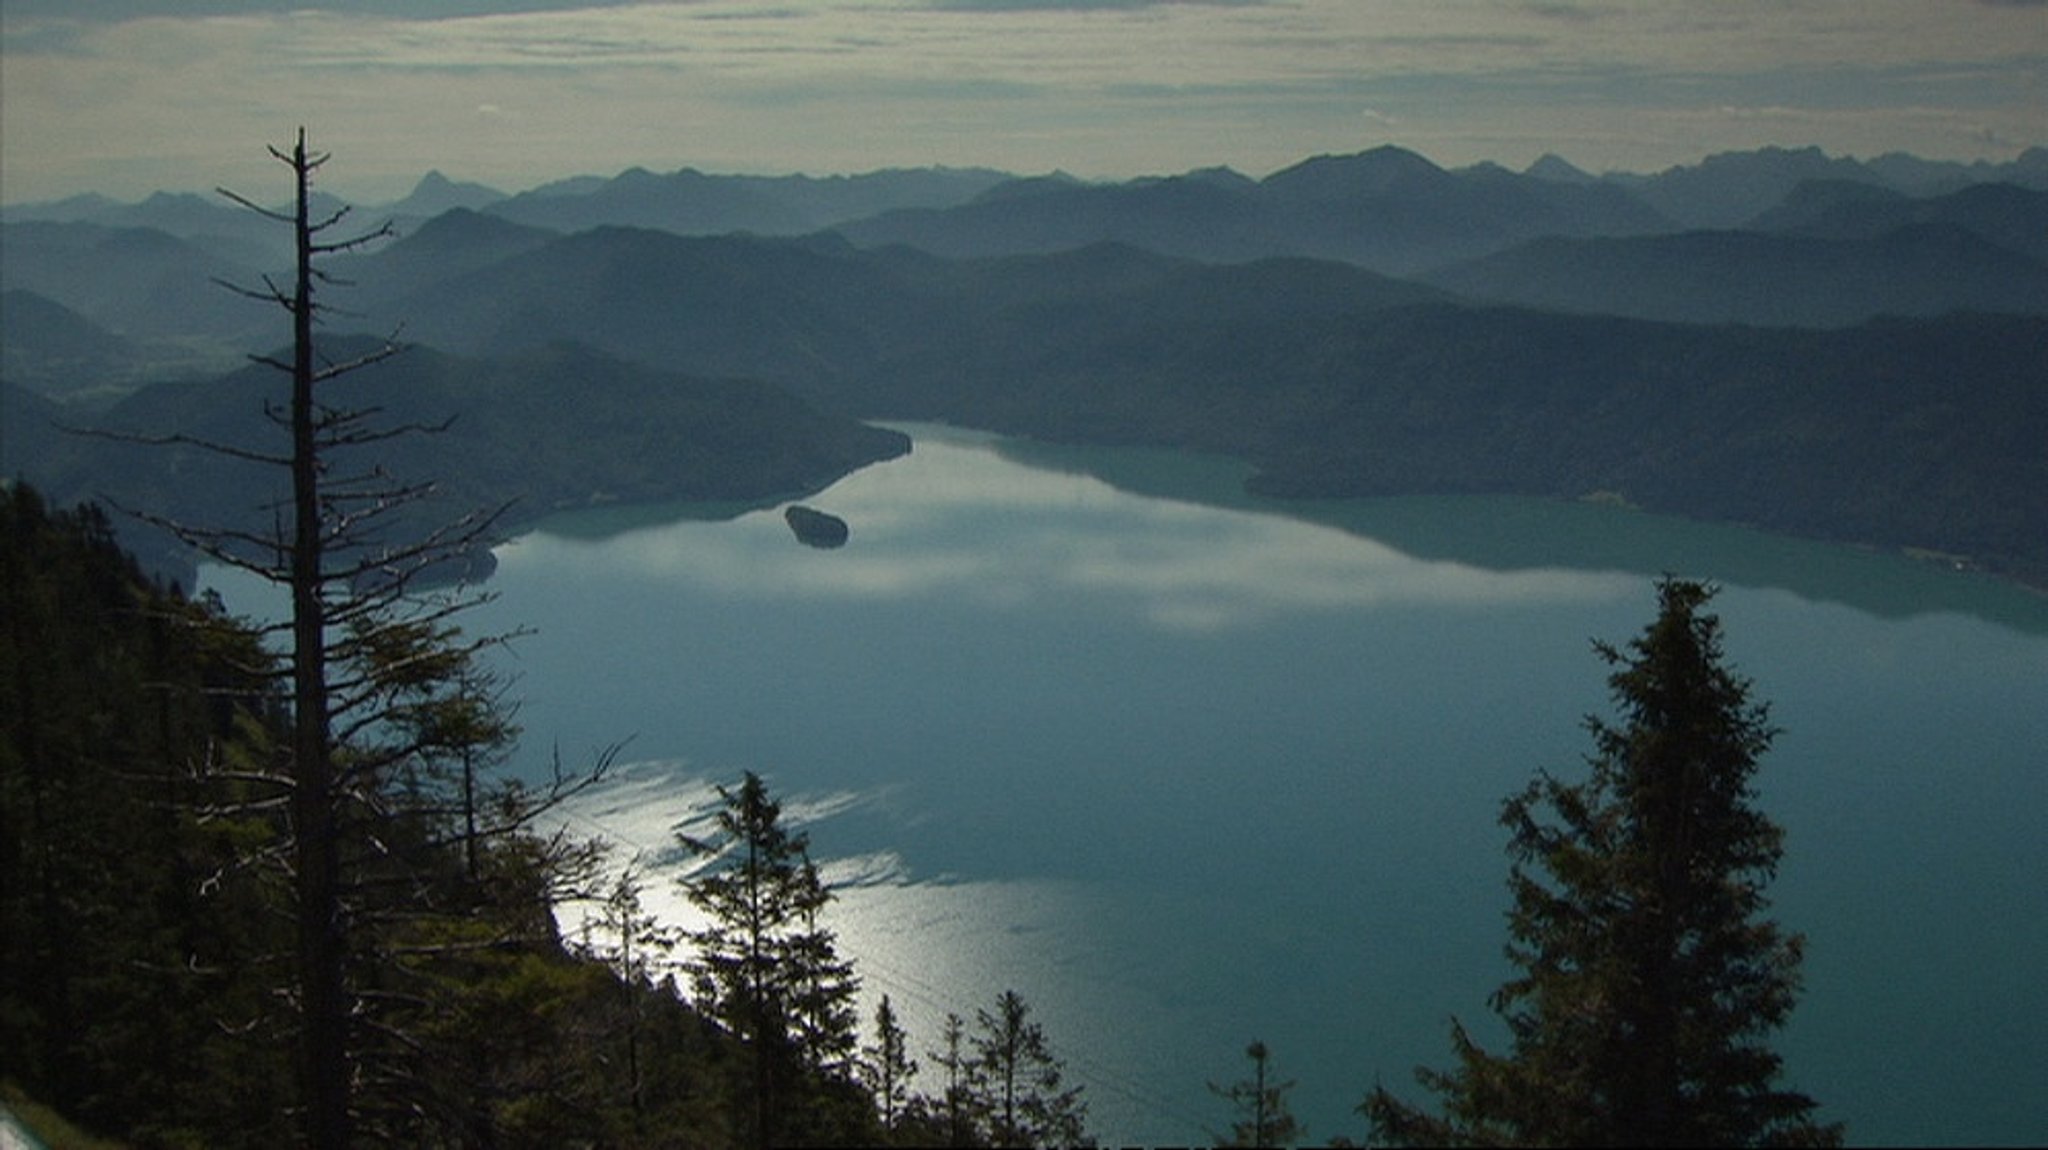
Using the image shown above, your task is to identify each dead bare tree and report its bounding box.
[86,128,613,1147]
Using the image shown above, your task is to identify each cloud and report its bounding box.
[925,0,1266,9]
[3,0,2041,204]
[0,0,645,21]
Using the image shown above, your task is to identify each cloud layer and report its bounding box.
[3,0,2042,202]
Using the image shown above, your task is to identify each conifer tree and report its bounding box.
[1364,578,1843,1147]
[680,770,861,1148]
[968,988,1089,1148]
[862,993,919,1135]
[586,866,679,1127]
[1209,1040,1304,1148]
[0,485,290,1141]
[929,1010,981,1146]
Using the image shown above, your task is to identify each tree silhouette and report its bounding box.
[680,770,861,1148]
[1209,1039,1304,1147]
[968,988,1089,1148]
[861,993,919,1136]
[1365,578,1843,1147]
[928,1010,981,1145]
[90,128,608,1146]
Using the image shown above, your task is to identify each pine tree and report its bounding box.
[1209,1040,1304,1148]
[585,867,678,1128]
[788,856,862,1078]
[680,770,861,1148]
[929,1010,981,1146]
[1365,578,1843,1147]
[862,993,919,1136]
[968,988,1089,1148]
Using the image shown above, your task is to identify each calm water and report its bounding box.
[206,425,2048,1145]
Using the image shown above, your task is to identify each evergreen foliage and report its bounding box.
[679,770,868,1148]
[966,988,1091,1148]
[183,130,626,1147]
[1209,1040,1305,1148]
[929,1010,981,1145]
[0,480,1105,1147]
[862,993,920,1136]
[0,483,291,1145]
[1,479,757,1146]
[1364,578,1843,1147]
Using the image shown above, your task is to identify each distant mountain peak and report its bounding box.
[390,170,505,216]
[1526,153,1595,184]
[1178,165,1257,191]
[1263,145,1446,199]
[971,173,1088,204]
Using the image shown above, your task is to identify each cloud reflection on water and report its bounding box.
[501,428,1636,632]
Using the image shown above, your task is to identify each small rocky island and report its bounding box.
[784,504,850,549]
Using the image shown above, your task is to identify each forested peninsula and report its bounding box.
[2,339,908,584]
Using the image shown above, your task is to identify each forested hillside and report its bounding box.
[4,338,908,585]
[0,481,1078,1147]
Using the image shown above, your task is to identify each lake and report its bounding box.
[206,424,2048,1145]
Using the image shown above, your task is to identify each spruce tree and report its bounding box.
[1209,1040,1304,1148]
[1365,578,1842,1147]
[862,993,919,1136]
[929,1010,981,1146]
[968,988,1089,1148]
[679,770,861,1147]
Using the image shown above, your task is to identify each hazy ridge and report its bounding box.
[3,143,2043,585]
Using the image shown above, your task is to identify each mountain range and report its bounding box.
[2,143,2043,586]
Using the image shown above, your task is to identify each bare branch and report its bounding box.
[310,339,408,384]
[213,273,296,309]
[62,422,296,469]
[217,184,295,224]
[310,218,397,256]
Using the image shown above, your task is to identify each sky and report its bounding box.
[2,0,2043,205]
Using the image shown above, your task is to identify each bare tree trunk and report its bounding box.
[282,127,350,1150]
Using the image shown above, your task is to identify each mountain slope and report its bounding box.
[0,222,274,343]
[858,298,2048,580]
[277,222,2048,579]
[1750,180,2048,263]
[3,339,910,580]
[1420,226,2048,326]
[376,230,1449,406]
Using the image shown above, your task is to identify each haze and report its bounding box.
[2,0,2043,206]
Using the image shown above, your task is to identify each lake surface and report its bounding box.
[207,424,2048,1145]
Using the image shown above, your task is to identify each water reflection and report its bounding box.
[993,431,2048,635]
[503,428,1639,633]
[549,761,1159,1134]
